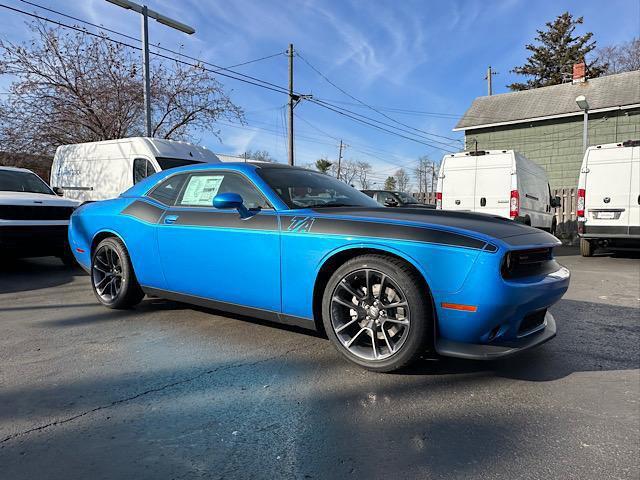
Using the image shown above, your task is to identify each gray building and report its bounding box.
[454,70,640,190]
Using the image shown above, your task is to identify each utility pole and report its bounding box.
[105,0,195,138]
[485,66,498,96]
[288,43,295,166]
[337,140,344,180]
[141,6,151,137]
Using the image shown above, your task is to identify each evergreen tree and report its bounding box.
[315,158,333,174]
[508,12,607,91]
[384,176,397,190]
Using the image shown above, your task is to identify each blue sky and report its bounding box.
[1,0,638,186]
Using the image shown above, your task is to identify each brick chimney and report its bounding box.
[572,62,586,84]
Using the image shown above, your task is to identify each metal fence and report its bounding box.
[552,188,578,243]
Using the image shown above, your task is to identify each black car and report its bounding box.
[361,190,435,209]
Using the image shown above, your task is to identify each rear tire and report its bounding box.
[580,238,595,257]
[321,254,431,372]
[91,237,144,309]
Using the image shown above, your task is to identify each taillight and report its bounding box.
[509,190,519,218]
[436,192,442,209]
[577,188,586,217]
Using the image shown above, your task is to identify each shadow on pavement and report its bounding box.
[0,257,85,295]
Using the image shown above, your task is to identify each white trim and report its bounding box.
[453,103,640,132]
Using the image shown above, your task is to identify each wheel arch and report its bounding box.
[90,229,129,257]
[312,245,436,338]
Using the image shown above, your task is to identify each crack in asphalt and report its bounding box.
[0,344,311,445]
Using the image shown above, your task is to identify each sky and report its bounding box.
[1,0,639,187]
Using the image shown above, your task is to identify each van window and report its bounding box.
[156,158,201,170]
[147,174,187,206]
[133,158,157,184]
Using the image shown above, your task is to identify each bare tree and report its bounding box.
[394,168,410,193]
[0,21,244,155]
[331,159,358,185]
[414,156,440,200]
[355,160,372,189]
[596,38,640,74]
[242,149,275,162]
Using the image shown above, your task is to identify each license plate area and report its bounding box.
[591,210,622,220]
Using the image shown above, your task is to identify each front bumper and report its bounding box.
[435,311,556,360]
[0,224,69,257]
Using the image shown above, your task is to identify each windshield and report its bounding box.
[395,191,419,204]
[156,157,203,170]
[0,170,53,194]
[258,168,380,209]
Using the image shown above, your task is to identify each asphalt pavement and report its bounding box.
[0,247,638,479]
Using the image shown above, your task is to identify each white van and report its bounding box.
[50,137,220,202]
[577,140,640,256]
[436,150,559,232]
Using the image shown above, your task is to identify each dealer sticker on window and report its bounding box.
[181,175,224,206]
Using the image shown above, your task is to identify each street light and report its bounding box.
[576,95,589,153]
[105,0,195,137]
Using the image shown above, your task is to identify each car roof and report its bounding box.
[0,166,34,173]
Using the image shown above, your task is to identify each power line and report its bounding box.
[307,98,456,152]
[296,50,463,145]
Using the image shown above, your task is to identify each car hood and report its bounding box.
[309,207,560,248]
[0,191,80,207]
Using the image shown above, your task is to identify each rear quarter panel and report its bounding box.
[69,198,166,289]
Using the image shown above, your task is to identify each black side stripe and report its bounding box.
[121,200,164,224]
[284,216,487,250]
[163,209,279,230]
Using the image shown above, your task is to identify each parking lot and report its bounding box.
[0,247,638,479]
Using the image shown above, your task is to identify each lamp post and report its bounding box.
[576,95,589,153]
[105,0,195,138]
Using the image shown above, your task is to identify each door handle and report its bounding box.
[164,214,179,225]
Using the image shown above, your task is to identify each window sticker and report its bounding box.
[180,175,224,206]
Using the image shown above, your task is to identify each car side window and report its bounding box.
[177,172,270,210]
[147,174,188,206]
[377,192,396,206]
[133,158,157,184]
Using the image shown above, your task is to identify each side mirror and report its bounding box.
[551,196,561,208]
[384,199,399,207]
[212,192,253,219]
[52,186,64,196]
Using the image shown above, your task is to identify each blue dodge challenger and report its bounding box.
[68,162,570,372]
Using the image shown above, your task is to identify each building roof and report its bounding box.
[454,70,640,131]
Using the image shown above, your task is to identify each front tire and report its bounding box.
[321,255,431,372]
[91,237,144,309]
[580,238,594,257]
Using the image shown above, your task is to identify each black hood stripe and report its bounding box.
[291,216,486,250]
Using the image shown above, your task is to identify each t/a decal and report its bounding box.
[288,216,315,233]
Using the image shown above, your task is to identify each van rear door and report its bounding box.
[584,145,633,234]
[440,156,477,211]
[628,145,640,235]
[474,153,512,217]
